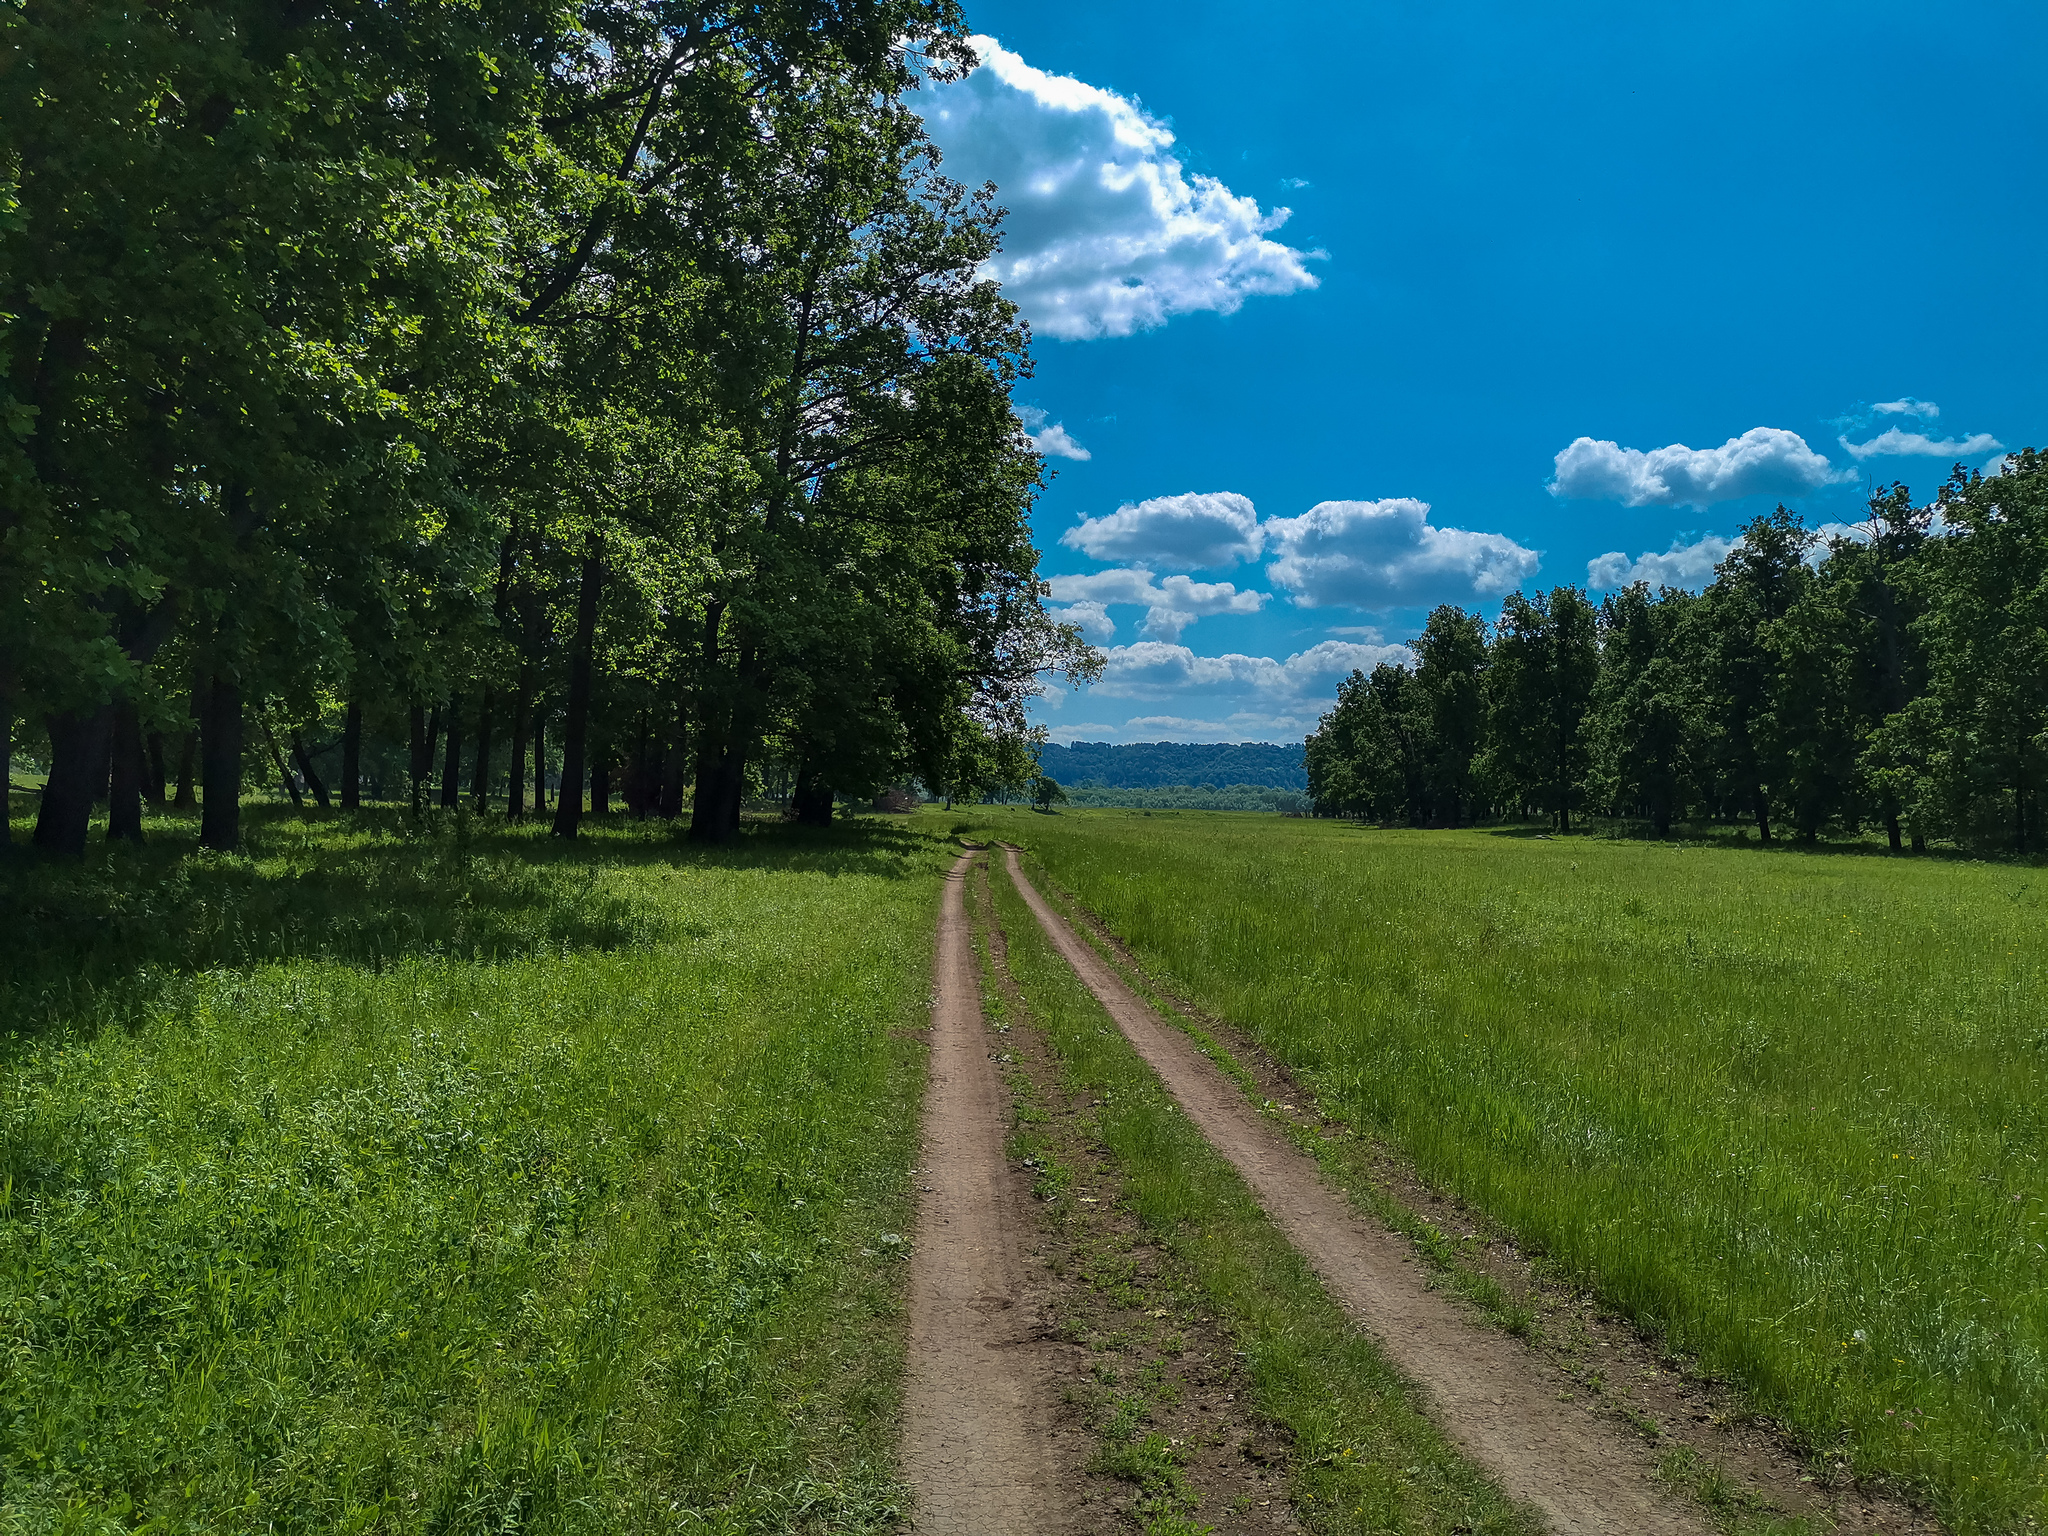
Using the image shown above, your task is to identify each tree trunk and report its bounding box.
[0,686,11,847]
[340,699,362,809]
[590,754,610,816]
[533,712,547,812]
[408,704,429,818]
[471,690,494,812]
[262,719,304,811]
[507,679,530,820]
[199,673,243,852]
[440,693,464,809]
[293,734,331,809]
[108,698,146,842]
[1753,788,1771,844]
[144,731,167,805]
[34,707,114,855]
[658,707,687,819]
[793,762,832,826]
[1886,813,1902,853]
[174,729,197,808]
[552,553,603,840]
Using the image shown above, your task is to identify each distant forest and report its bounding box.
[1306,464,2047,852]
[1037,741,1308,791]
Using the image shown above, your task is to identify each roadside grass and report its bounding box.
[982,842,1539,1536]
[940,807,2047,1533]
[1,806,946,1533]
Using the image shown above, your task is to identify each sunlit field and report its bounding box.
[949,807,2048,1532]
[1,806,948,1534]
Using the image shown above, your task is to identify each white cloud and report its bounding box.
[1551,428,1846,508]
[1046,566,1267,641]
[1873,398,1939,419]
[1046,722,1121,744]
[1061,491,1263,569]
[919,37,1322,340]
[1093,638,1414,701]
[1016,404,1091,461]
[1121,712,1314,743]
[1985,452,2016,477]
[1262,498,1540,610]
[1838,428,2003,462]
[1586,534,1740,591]
[1049,599,1115,641]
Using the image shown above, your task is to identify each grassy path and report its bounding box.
[1002,845,1705,1535]
[949,808,2037,1532]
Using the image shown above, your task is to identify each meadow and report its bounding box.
[954,808,2048,1533]
[0,804,949,1534]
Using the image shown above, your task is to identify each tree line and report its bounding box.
[1,0,1095,858]
[1305,459,2048,853]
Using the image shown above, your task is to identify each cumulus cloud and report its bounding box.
[1046,567,1267,641]
[1016,404,1091,461]
[1262,498,1539,610]
[1093,638,1415,701]
[1048,599,1115,641]
[919,37,1322,340]
[1838,428,2003,462]
[1586,534,1740,591]
[1550,428,1846,508]
[1060,490,1263,569]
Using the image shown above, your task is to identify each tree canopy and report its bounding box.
[2,0,1097,854]
[1306,459,2048,854]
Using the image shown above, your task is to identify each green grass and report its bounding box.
[2,805,951,1534]
[942,807,2048,1532]
[981,843,1537,1536]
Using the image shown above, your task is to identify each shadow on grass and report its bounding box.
[1320,812,2044,865]
[0,803,942,1050]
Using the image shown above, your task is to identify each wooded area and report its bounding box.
[1305,465,2048,852]
[1,0,1095,858]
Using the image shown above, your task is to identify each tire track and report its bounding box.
[1002,846,1709,1536]
[899,850,1083,1534]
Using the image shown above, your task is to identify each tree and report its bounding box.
[1691,507,1812,842]
[1410,606,1488,825]
[1916,453,2048,851]
[1588,583,1692,834]
[1031,774,1067,812]
[1485,587,1599,831]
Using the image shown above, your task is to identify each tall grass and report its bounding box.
[955,809,2048,1532]
[981,852,1536,1535]
[1,808,946,1533]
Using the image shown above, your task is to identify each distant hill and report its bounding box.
[1037,741,1307,791]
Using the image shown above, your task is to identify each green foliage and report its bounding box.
[1305,458,2048,853]
[0,809,952,1530]
[2,0,1096,854]
[965,807,2048,1532]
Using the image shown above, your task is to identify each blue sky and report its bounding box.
[914,1,2048,745]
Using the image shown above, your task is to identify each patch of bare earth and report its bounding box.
[898,851,1090,1534]
[1016,849,1942,1536]
[969,858,1309,1534]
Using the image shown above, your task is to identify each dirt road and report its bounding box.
[898,851,1083,1535]
[1004,847,1710,1536]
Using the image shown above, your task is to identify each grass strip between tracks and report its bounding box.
[985,848,1539,1536]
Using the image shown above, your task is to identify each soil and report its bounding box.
[898,850,1089,1534]
[968,858,1312,1534]
[1005,847,1709,1535]
[1007,848,1943,1536]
